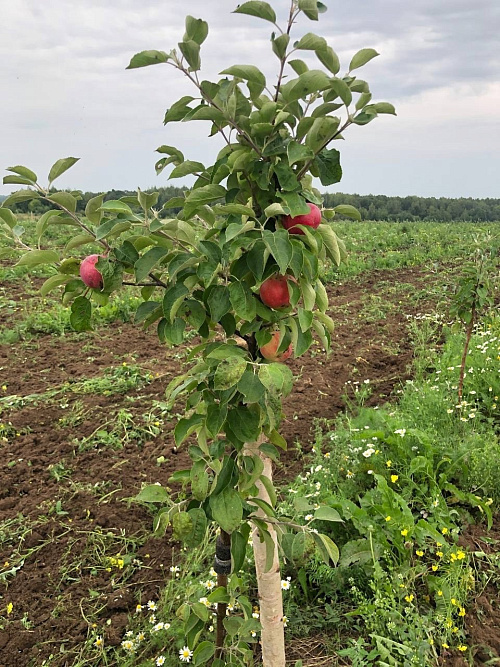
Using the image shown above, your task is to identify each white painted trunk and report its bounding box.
[245,438,286,667]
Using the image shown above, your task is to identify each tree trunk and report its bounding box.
[245,436,285,667]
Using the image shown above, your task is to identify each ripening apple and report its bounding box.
[259,331,293,362]
[259,274,291,309]
[80,254,104,289]
[283,203,322,235]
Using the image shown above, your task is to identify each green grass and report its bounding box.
[330,221,500,278]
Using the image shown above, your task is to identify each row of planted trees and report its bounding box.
[0,1,395,663]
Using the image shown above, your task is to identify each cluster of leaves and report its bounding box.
[0,0,394,611]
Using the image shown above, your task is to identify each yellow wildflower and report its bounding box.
[401,529,408,537]
[441,527,448,535]
[457,645,467,652]
[391,475,399,483]
[416,550,424,557]
[6,602,13,615]
[386,460,392,467]
[385,516,391,522]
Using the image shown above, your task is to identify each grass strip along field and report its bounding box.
[0,220,500,666]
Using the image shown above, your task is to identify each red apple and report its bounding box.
[259,275,291,309]
[283,203,322,235]
[80,254,104,289]
[259,331,293,362]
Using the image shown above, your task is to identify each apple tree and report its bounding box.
[0,1,395,664]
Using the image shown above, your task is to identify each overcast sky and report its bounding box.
[1,0,499,199]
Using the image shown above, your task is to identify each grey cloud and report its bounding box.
[0,0,498,197]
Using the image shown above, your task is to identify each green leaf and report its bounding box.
[6,165,37,182]
[277,192,311,218]
[193,641,215,666]
[233,1,277,24]
[264,202,287,218]
[259,363,293,395]
[314,506,343,522]
[298,0,319,20]
[229,281,256,321]
[333,204,361,220]
[126,50,170,69]
[227,407,260,442]
[209,487,243,533]
[373,101,397,115]
[169,161,205,179]
[271,33,290,59]
[0,208,16,228]
[163,283,189,322]
[136,484,169,503]
[135,247,169,283]
[312,532,340,565]
[231,530,248,573]
[287,141,315,167]
[3,175,34,186]
[65,234,95,252]
[262,229,293,274]
[137,188,159,211]
[191,461,208,501]
[48,157,80,184]
[173,511,194,541]
[214,203,256,217]
[288,59,309,75]
[214,357,248,391]
[219,64,266,98]
[281,70,330,102]
[315,148,342,186]
[158,317,186,344]
[295,33,327,51]
[135,301,161,326]
[99,199,133,216]
[40,274,70,296]
[48,191,77,213]
[274,162,299,191]
[267,429,287,450]
[16,249,59,268]
[316,45,340,74]
[185,508,208,547]
[70,296,92,332]
[184,16,209,45]
[325,78,352,106]
[184,184,226,218]
[349,48,379,72]
[207,285,231,322]
[206,403,228,437]
[179,39,201,71]
[2,190,39,208]
[174,413,204,446]
[317,224,341,265]
[225,220,255,241]
[238,371,265,403]
[85,194,105,225]
[298,307,314,332]
[305,116,340,152]
[207,587,230,604]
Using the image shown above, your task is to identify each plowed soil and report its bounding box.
[0,267,497,666]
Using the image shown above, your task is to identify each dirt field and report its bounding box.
[0,266,497,666]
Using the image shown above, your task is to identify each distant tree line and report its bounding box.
[322,193,500,222]
[4,189,500,222]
